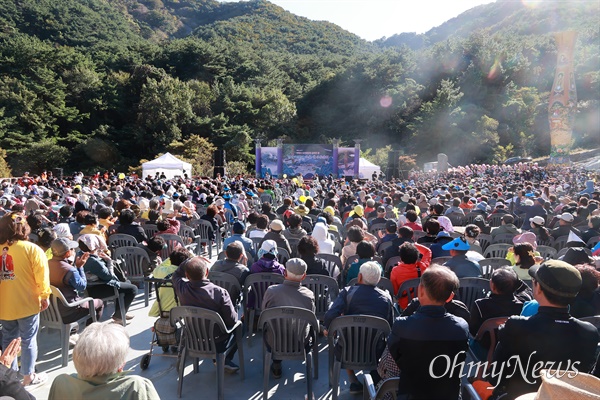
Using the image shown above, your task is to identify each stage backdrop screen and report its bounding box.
[260,147,278,178]
[337,147,356,178]
[282,144,333,179]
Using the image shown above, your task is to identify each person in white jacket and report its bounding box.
[311,222,335,255]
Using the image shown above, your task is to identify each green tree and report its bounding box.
[166,135,216,177]
[9,139,68,175]
[361,145,393,170]
[0,147,11,177]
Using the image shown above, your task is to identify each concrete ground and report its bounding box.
[26,253,364,400]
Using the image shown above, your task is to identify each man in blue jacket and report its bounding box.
[388,265,469,399]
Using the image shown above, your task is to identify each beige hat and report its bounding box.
[515,370,600,400]
[270,219,285,231]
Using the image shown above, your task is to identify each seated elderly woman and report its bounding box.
[48,322,159,400]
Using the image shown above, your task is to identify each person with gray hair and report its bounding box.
[48,322,159,400]
[262,258,315,379]
[324,261,394,394]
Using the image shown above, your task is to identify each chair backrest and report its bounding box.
[209,271,243,305]
[373,377,400,400]
[470,244,484,255]
[479,258,511,279]
[477,234,492,252]
[378,241,394,257]
[447,213,464,227]
[462,213,482,226]
[537,245,558,260]
[343,254,360,272]
[158,234,186,260]
[179,224,199,242]
[315,253,343,279]
[189,219,215,241]
[537,236,555,248]
[302,275,339,319]
[251,237,263,253]
[113,246,151,281]
[473,316,509,365]
[412,230,427,241]
[327,315,391,370]
[587,236,600,249]
[143,224,159,238]
[580,315,600,331]
[41,286,67,327]
[483,244,511,259]
[384,256,401,277]
[243,273,285,311]
[488,214,504,228]
[217,251,226,261]
[431,256,452,265]
[277,247,290,265]
[258,306,319,360]
[553,235,569,251]
[107,234,138,249]
[369,223,387,237]
[456,278,490,311]
[491,233,516,245]
[170,306,228,357]
[396,278,421,307]
[288,238,301,258]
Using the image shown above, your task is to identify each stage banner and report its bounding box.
[282,144,333,179]
[259,147,278,178]
[337,147,356,178]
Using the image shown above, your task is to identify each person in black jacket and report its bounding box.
[491,260,600,399]
[297,236,329,276]
[388,265,469,399]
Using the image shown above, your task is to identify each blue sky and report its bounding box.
[218,0,497,41]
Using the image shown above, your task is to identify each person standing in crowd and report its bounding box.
[0,212,51,386]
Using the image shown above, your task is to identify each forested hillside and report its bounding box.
[0,0,598,176]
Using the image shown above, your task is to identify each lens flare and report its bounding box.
[487,59,501,80]
[380,96,392,108]
[521,0,543,8]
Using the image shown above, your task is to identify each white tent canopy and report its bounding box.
[358,157,381,180]
[142,153,192,179]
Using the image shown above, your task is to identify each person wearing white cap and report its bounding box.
[550,212,581,239]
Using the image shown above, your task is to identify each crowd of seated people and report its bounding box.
[0,161,598,398]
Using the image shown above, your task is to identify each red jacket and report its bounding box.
[390,243,432,309]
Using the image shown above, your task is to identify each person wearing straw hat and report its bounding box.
[491,260,599,399]
[515,370,600,400]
